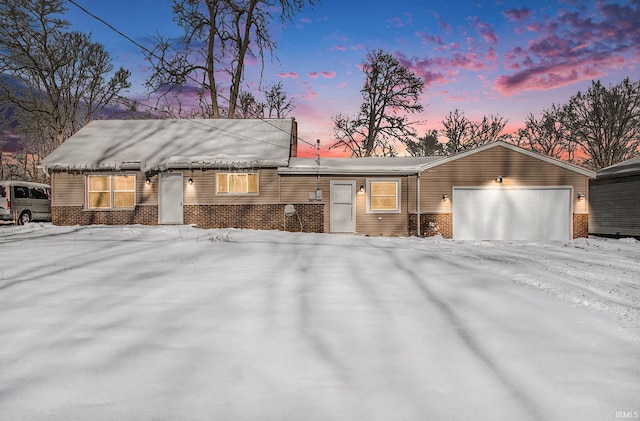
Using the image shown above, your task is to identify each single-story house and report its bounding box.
[279,142,594,240]
[40,118,324,232]
[589,155,640,238]
[41,118,595,240]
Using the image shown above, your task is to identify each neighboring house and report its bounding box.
[40,118,323,232]
[280,141,594,240]
[589,156,640,238]
[41,119,594,240]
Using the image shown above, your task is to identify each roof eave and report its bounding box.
[418,141,596,178]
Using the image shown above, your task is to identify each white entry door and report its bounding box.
[330,180,356,233]
[159,172,183,224]
[452,187,572,240]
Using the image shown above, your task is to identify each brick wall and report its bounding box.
[184,203,324,232]
[52,206,158,226]
[409,212,588,239]
[53,204,324,233]
[573,213,589,239]
[409,213,453,238]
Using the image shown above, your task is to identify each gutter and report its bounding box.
[416,172,421,237]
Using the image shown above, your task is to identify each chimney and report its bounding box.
[290,117,298,158]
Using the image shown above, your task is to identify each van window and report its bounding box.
[14,186,29,199]
[30,188,49,200]
[0,185,5,197]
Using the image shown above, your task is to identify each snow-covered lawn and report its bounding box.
[1,224,639,420]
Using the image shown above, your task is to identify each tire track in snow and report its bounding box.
[389,250,545,421]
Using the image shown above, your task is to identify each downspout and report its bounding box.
[416,172,421,236]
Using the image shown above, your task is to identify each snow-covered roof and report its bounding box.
[280,156,444,175]
[41,118,295,173]
[280,141,595,177]
[597,155,640,178]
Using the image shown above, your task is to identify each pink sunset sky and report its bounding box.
[65,0,640,157]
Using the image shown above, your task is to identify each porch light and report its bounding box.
[577,192,585,200]
[442,194,449,201]
[495,176,503,183]
[358,185,365,194]
[188,178,193,185]
[145,177,151,185]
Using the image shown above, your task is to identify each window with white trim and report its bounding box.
[216,173,259,195]
[366,178,401,213]
[87,174,136,209]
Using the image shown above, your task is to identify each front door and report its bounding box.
[159,172,183,224]
[330,180,356,233]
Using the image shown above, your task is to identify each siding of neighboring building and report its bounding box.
[589,173,640,237]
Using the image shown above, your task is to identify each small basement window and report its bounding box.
[216,173,259,195]
[87,175,136,209]
[367,178,401,213]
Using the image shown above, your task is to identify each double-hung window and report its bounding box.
[366,178,401,213]
[87,175,136,209]
[216,173,259,195]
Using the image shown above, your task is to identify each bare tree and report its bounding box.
[561,78,640,170]
[402,129,443,156]
[330,49,424,157]
[147,0,316,119]
[236,91,264,118]
[0,0,131,179]
[264,81,294,118]
[517,105,576,162]
[440,109,508,155]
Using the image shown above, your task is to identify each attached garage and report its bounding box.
[416,142,594,240]
[452,187,573,240]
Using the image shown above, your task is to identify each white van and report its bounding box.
[0,180,51,225]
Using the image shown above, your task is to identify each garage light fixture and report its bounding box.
[577,192,585,200]
[358,185,365,194]
[145,177,151,185]
[442,194,449,201]
[495,176,503,183]
[188,178,193,185]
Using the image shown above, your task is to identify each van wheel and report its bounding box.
[18,211,31,225]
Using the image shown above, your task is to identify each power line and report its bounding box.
[66,0,320,150]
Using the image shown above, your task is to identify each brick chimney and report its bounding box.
[290,117,298,158]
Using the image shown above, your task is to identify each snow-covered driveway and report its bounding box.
[1,225,639,420]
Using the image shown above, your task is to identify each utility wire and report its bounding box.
[66,0,320,150]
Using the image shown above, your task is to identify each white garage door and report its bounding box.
[453,187,572,240]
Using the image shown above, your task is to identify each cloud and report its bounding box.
[308,72,319,79]
[278,72,299,78]
[335,45,346,51]
[299,83,318,101]
[417,32,444,46]
[503,7,533,22]
[469,17,499,45]
[321,71,336,79]
[495,55,625,94]
[426,10,452,33]
[495,1,640,94]
[387,13,413,28]
[396,47,496,88]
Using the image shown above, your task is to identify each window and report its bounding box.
[216,173,259,195]
[30,187,49,200]
[367,178,401,213]
[87,175,136,209]
[14,186,29,199]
